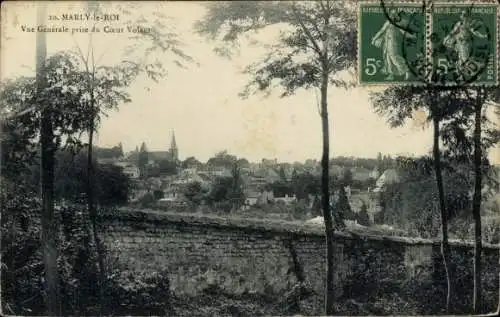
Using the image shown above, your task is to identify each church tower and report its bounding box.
[169,130,179,162]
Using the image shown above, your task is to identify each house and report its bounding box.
[94,145,123,163]
[305,159,318,168]
[367,169,402,222]
[148,177,163,189]
[244,175,269,192]
[157,195,188,208]
[257,190,274,205]
[329,164,343,177]
[369,167,381,180]
[373,168,401,193]
[109,161,140,179]
[252,167,281,183]
[206,166,232,178]
[240,189,275,210]
[351,167,372,182]
[97,157,119,165]
[261,158,278,167]
[122,165,140,179]
[349,192,371,213]
[274,194,297,205]
[181,167,198,176]
[129,188,149,202]
[243,191,260,209]
[148,151,171,162]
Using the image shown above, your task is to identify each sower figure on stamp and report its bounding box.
[370,9,416,81]
[443,10,487,72]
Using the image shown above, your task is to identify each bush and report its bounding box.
[1,183,102,315]
[153,189,164,200]
[138,192,156,207]
[106,269,173,315]
[1,186,44,315]
[58,204,101,315]
[357,203,371,226]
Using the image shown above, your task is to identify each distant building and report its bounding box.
[351,167,372,182]
[123,165,140,179]
[261,158,278,167]
[368,168,402,222]
[94,144,124,164]
[252,167,281,183]
[167,130,179,162]
[329,164,343,177]
[369,167,380,180]
[274,194,297,205]
[373,169,401,193]
[257,190,274,205]
[243,191,260,208]
[241,189,274,210]
[305,159,318,167]
[207,166,231,177]
[148,130,179,163]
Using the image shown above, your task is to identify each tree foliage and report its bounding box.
[207,150,238,169]
[357,202,370,226]
[196,1,356,97]
[335,186,355,221]
[182,156,202,169]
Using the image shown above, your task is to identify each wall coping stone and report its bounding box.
[101,207,500,251]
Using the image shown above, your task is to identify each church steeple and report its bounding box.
[171,130,177,149]
[169,129,178,161]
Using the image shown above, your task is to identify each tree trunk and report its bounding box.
[37,4,61,315]
[432,112,451,313]
[472,91,483,313]
[87,115,106,315]
[320,67,336,315]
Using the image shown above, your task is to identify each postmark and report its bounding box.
[358,1,427,85]
[430,2,498,86]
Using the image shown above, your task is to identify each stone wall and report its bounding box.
[100,208,499,315]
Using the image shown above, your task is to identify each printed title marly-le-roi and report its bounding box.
[51,13,120,22]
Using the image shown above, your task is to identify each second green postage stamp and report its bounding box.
[431,3,498,86]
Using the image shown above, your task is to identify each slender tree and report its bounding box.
[196,2,356,313]
[461,88,499,313]
[138,142,149,177]
[61,3,193,313]
[36,4,61,315]
[1,50,111,315]
[279,166,287,182]
[372,85,500,312]
[442,87,500,313]
[357,202,370,226]
[372,86,457,311]
[118,142,124,157]
[471,89,484,313]
[229,163,245,211]
[430,90,452,313]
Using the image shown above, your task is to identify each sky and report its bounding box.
[1,1,498,164]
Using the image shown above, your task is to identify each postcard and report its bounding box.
[1,1,499,316]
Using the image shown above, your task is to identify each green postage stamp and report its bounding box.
[358,1,499,86]
[358,2,426,85]
[432,3,498,86]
